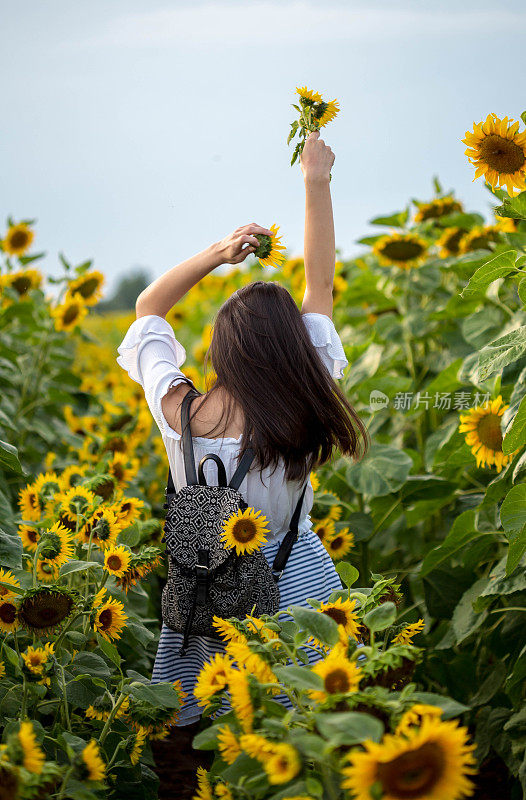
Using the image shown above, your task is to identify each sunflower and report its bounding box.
[85,695,130,722]
[373,232,428,269]
[32,471,62,511]
[217,725,242,765]
[51,297,89,332]
[392,619,425,646]
[414,197,463,224]
[65,270,105,307]
[264,742,301,785]
[296,86,322,104]
[127,698,183,737]
[129,726,148,766]
[228,668,254,733]
[1,223,34,256]
[243,614,281,648]
[18,484,42,521]
[0,600,19,633]
[18,523,41,553]
[1,269,42,298]
[35,559,60,584]
[253,224,286,269]
[458,224,501,254]
[93,596,127,642]
[104,545,132,577]
[22,643,55,676]
[341,716,477,800]
[317,597,361,640]
[459,395,519,473]
[323,527,354,560]
[59,485,98,526]
[58,463,89,490]
[106,452,140,486]
[38,521,75,569]
[296,86,340,128]
[463,113,526,196]
[326,501,343,522]
[220,507,270,555]
[0,569,20,600]
[81,740,106,782]
[113,494,144,527]
[212,615,248,644]
[310,471,320,491]
[313,518,336,543]
[19,587,76,635]
[225,639,278,689]
[309,643,362,703]
[80,506,122,549]
[194,653,233,708]
[214,784,234,800]
[115,547,162,593]
[396,704,444,736]
[436,227,465,258]
[16,722,45,774]
[194,766,213,800]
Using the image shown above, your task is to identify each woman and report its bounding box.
[116,130,369,762]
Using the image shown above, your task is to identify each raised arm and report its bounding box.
[135,223,272,319]
[299,130,336,319]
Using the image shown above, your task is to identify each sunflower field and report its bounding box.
[0,108,526,800]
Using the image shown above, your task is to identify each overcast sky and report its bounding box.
[2,1,525,298]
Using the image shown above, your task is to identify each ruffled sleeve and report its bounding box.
[301,312,348,379]
[116,314,191,437]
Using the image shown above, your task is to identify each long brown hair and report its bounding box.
[188,280,369,483]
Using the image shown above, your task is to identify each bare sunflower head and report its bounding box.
[373,232,428,269]
[19,587,77,635]
[463,113,526,196]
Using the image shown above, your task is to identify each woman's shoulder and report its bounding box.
[162,384,245,439]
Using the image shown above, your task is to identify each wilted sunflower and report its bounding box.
[228,668,254,733]
[323,527,354,560]
[104,545,132,577]
[436,227,465,258]
[93,596,127,642]
[459,395,518,473]
[309,643,362,703]
[217,725,242,765]
[317,597,361,640]
[373,232,428,269]
[0,599,19,633]
[458,224,501,254]
[395,704,443,736]
[0,568,21,600]
[194,653,233,708]
[115,547,162,593]
[51,297,89,332]
[65,270,105,307]
[0,268,42,298]
[22,643,55,676]
[341,716,477,800]
[463,113,526,196]
[127,684,186,736]
[1,223,34,256]
[128,726,148,766]
[18,523,41,553]
[392,619,425,646]
[14,722,45,775]
[80,740,106,782]
[253,224,286,269]
[38,521,75,569]
[264,742,301,785]
[220,507,270,555]
[414,196,463,224]
[19,587,77,635]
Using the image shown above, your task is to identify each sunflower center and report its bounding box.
[10,230,30,249]
[444,228,464,253]
[381,240,425,262]
[254,235,272,260]
[322,607,347,626]
[0,602,16,624]
[63,305,81,325]
[377,741,446,798]
[112,463,125,480]
[106,555,122,571]
[324,667,351,694]
[315,527,327,540]
[232,519,257,543]
[477,413,503,452]
[330,536,343,550]
[98,609,113,630]
[479,134,526,174]
[74,277,99,298]
[59,513,76,533]
[27,529,38,543]
[12,276,32,295]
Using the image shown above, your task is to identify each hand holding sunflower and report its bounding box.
[300,130,335,184]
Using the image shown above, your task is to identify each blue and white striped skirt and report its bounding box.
[151,528,343,726]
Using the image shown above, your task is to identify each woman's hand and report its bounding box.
[213,223,273,265]
[300,130,335,184]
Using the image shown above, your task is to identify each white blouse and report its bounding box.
[116,312,348,543]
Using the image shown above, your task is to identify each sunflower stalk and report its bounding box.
[98,691,128,747]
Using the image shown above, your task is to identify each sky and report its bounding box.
[2,0,526,298]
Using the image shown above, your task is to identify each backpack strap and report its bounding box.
[181,387,201,486]
[228,447,255,491]
[271,482,308,581]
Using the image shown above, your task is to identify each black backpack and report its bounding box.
[161,388,307,656]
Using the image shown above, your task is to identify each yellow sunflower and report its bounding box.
[1,223,34,256]
[313,518,336,543]
[51,297,89,332]
[243,614,281,648]
[58,485,97,526]
[22,643,54,675]
[317,597,361,640]
[323,527,355,560]
[459,395,519,473]
[194,766,212,800]
[296,86,340,128]
[309,471,320,491]
[112,494,144,528]
[458,224,501,254]
[463,113,526,196]
[129,727,148,766]
[212,615,248,644]
[228,668,254,733]
[17,722,45,774]
[81,740,106,781]
[220,507,270,555]
[38,521,75,569]
[296,86,323,104]
[309,643,362,703]
[264,742,301,785]
[104,545,132,577]
[35,560,60,584]
[0,568,21,600]
[18,484,42,521]
[0,268,42,298]
[80,507,122,549]
[194,653,232,708]
[18,523,41,553]
[392,619,425,645]
[341,716,477,800]
[414,196,463,224]
[373,232,428,269]
[58,463,89,490]
[225,639,278,690]
[214,783,234,800]
[396,704,444,736]
[0,600,19,633]
[217,725,242,765]
[65,270,105,307]
[436,227,465,258]
[93,597,127,642]
[253,224,286,269]
[85,696,130,722]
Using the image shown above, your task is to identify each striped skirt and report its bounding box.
[151,528,343,726]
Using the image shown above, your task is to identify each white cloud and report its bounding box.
[76,2,526,49]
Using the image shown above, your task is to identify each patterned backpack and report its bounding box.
[161,388,307,656]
